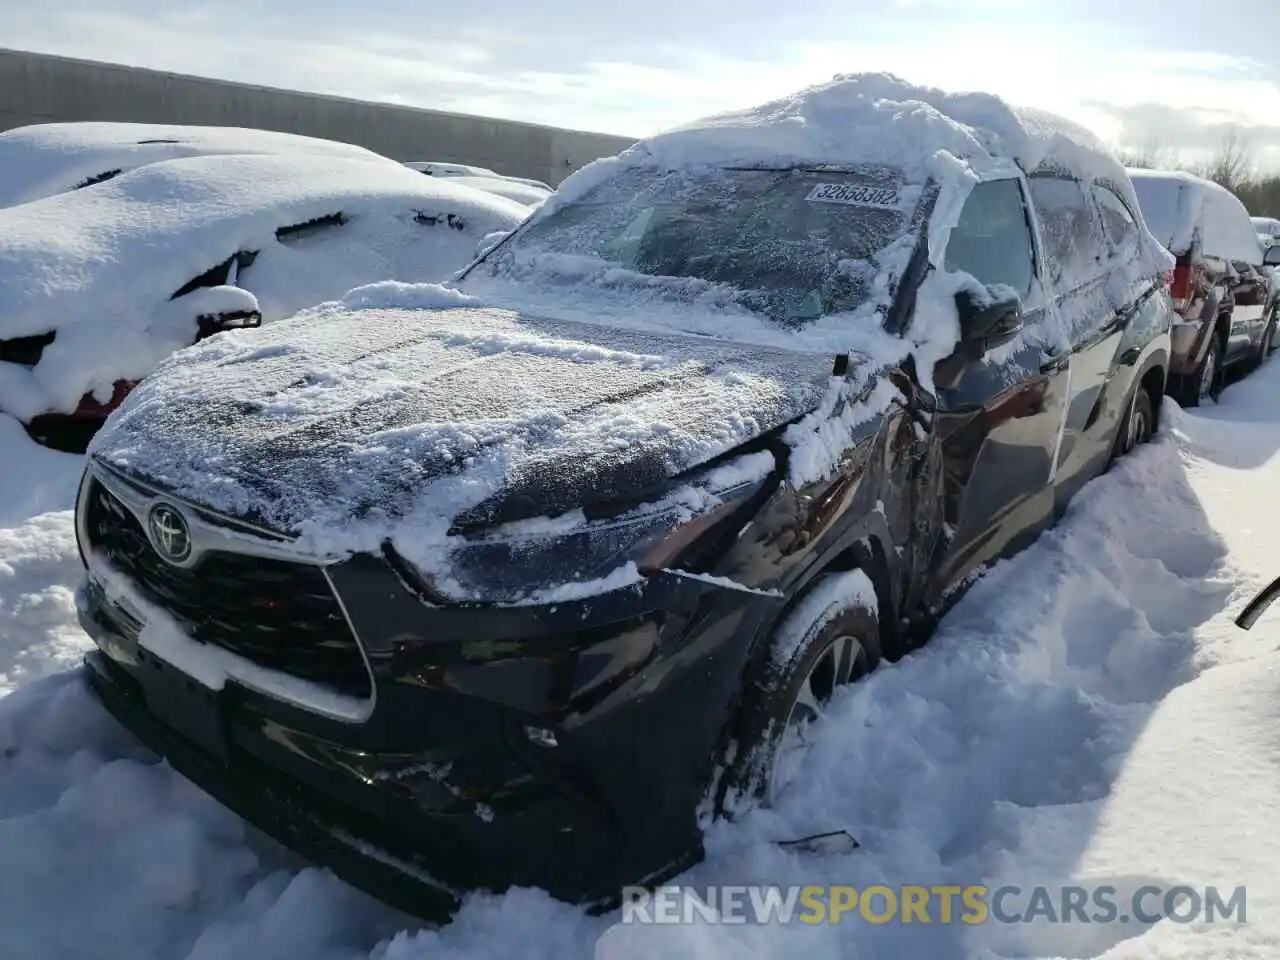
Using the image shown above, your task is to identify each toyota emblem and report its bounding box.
[147,504,192,564]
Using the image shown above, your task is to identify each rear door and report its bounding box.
[1026,174,1129,508]
[926,176,1071,599]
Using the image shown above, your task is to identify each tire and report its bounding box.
[1179,334,1221,408]
[718,570,881,813]
[1116,387,1155,458]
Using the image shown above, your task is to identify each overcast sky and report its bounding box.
[3,0,1279,169]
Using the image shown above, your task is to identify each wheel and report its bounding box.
[1179,335,1221,407]
[1118,388,1155,456]
[718,570,881,812]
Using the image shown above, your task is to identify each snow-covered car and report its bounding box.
[1,151,526,450]
[1128,169,1273,404]
[75,74,1174,919]
[403,160,554,205]
[1252,215,1280,249]
[0,121,387,208]
[435,174,552,207]
[403,160,553,193]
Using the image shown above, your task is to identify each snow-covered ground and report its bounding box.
[3,354,1280,958]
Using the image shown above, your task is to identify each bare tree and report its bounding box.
[1116,136,1177,171]
[1198,127,1252,192]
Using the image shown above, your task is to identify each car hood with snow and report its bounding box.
[0,121,387,208]
[0,152,527,422]
[88,294,835,587]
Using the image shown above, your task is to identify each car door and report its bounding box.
[1025,174,1128,509]
[923,175,1071,601]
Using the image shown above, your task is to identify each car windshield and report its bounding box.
[487,165,921,326]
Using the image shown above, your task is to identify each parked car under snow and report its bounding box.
[402,161,554,205]
[76,74,1175,919]
[1127,168,1273,405]
[0,121,388,208]
[0,150,527,450]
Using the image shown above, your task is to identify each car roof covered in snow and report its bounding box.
[0,121,385,208]
[536,73,1171,295]
[550,73,1133,207]
[1127,167,1263,265]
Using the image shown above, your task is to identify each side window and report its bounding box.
[1027,175,1106,289]
[1091,183,1139,256]
[944,178,1035,298]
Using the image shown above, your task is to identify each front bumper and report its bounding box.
[82,646,463,920]
[77,548,771,917]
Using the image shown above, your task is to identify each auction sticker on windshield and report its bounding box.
[806,183,901,209]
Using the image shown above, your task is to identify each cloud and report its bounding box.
[1088,101,1280,171]
[2,0,1279,170]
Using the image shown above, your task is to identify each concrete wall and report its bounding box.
[0,48,637,186]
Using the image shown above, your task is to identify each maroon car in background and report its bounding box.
[1127,167,1274,405]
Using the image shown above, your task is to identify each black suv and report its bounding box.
[74,77,1175,919]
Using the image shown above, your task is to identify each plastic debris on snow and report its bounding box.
[0,152,526,420]
[0,121,388,208]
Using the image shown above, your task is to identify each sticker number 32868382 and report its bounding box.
[805,183,900,209]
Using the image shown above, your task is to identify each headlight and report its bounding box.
[398,452,775,605]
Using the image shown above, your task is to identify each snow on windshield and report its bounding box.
[1129,168,1262,264]
[0,121,384,208]
[485,164,927,331]
[0,153,527,421]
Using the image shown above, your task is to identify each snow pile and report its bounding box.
[0,121,385,208]
[88,301,832,598]
[0,153,526,420]
[1129,168,1263,264]
[3,340,1280,957]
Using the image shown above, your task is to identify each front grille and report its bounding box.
[83,477,372,699]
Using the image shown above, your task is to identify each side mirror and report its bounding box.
[195,309,262,341]
[956,287,1024,352]
[933,287,1024,391]
[1265,245,1280,267]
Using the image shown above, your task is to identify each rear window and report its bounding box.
[1129,176,1188,254]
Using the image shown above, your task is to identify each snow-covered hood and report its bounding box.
[89,299,838,552]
